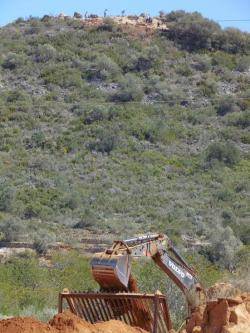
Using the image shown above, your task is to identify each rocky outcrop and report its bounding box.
[183,286,250,333]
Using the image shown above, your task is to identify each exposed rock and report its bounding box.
[186,306,205,333]
[185,289,250,333]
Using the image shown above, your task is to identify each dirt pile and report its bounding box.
[50,311,148,333]
[0,317,57,333]
[183,284,250,333]
[0,311,148,333]
[49,311,94,333]
[94,319,148,333]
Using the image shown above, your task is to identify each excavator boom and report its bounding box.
[91,233,202,300]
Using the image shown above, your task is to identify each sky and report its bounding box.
[0,0,250,32]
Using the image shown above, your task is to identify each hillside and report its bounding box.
[0,11,249,273]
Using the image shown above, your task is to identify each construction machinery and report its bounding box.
[59,234,205,333]
[91,234,204,310]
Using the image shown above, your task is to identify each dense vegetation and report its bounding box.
[0,10,249,290]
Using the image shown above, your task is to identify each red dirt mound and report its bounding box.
[0,311,149,333]
[50,310,148,333]
[0,316,57,333]
[49,310,94,333]
[94,319,148,333]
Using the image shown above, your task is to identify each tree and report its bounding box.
[165,11,221,51]
[208,226,241,270]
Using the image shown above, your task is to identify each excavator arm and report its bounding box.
[91,234,203,309]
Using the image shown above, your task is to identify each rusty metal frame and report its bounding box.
[59,291,172,333]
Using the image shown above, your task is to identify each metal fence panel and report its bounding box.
[59,291,172,333]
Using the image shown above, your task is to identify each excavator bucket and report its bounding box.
[91,252,132,291]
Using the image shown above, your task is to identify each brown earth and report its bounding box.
[0,310,148,333]
[50,311,148,333]
[0,317,57,333]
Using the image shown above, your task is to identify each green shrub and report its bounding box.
[198,78,217,97]
[86,55,120,81]
[111,74,143,102]
[175,63,193,76]
[222,28,250,54]
[241,133,250,144]
[204,142,240,168]
[216,97,240,116]
[202,226,241,269]
[221,210,235,225]
[236,56,250,72]
[216,189,233,202]
[30,131,46,149]
[6,90,30,104]
[164,11,221,51]
[0,218,23,242]
[33,232,55,254]
[0,183,14,212]
[234,224,250,245]
[41,65,83,88]
[162,11,250,53]
[87,126,118,154]
[192,54,211,72]
[33,44,57,63]
[97,18,117,32]
[154,82,186,104]
[228,111,250,128]
[2,52,26,70]
[211,51,236,70]
[73,208,97,230]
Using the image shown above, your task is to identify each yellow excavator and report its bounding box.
[59,234,205,333]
